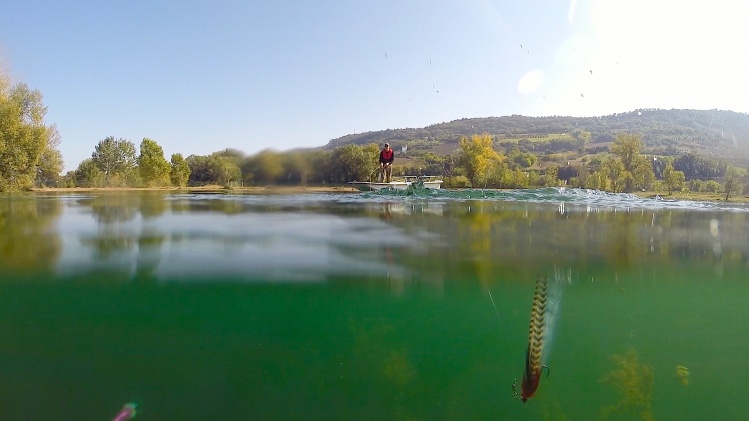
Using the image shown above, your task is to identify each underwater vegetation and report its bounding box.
[675,365,690,386]
[600,350,655,421]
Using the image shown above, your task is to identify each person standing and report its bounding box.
[379,143,394,182]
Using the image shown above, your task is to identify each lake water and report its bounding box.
[1,189,748,420]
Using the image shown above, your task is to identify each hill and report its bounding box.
[323,109,749,164]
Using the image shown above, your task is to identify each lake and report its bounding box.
[1,189,748,420]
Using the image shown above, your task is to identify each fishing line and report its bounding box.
[487,289,500,320]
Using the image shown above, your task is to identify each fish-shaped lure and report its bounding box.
[513,275,562,403]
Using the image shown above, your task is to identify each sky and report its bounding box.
[1,0,747,171]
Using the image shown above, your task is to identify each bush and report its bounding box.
[447,175,471,188]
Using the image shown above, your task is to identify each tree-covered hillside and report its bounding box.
[324,109,749,163]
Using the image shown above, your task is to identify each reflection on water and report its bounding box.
[1,190,749,419]
[3,190,742,283]
[0,196,62,275]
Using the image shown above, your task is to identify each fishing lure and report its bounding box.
[112,402,137,421]
[513,275,562,403]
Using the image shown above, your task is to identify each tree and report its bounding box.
[186,153,241,186]
[589,168,611,191]
[91,136,137,186]
[459,134,504,187]
[241,149,284,185]
[170,153,190,187]
[210,154,241,185]
[610,133,639,170]
[305,150,332,184]
[0,77,60,191]
[138,138,171,186]
[674,153,726,179]
[74,158,104,187]
[722,167,743,201]
[61,171,76,188]
[507,147,537,169]
[512,168,529,188]
[214,148,245,164]
[663,161,685,195]
[571,129,592,145]
[542,164,559,187]
[327,144,379,183]
[282,152,311,186]
[557,165,579,184]
[610,133,653,192]
[630,155,655,191]
[36,144,64,187]
[422,152,456,177]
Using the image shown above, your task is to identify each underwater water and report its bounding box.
[1,188,748,420]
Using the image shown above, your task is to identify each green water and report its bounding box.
[1,190,748,420]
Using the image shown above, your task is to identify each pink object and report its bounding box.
[112,403,137,421]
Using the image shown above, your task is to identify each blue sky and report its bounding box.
[1,0,747,171]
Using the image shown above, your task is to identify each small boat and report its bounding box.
[348,176,443,192]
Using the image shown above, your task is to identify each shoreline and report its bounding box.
[27,186,749,203]
[632,191,749,203]
[30,185,361,194]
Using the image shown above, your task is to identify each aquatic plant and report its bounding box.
[675,365,689,386]
[600,349,654,421]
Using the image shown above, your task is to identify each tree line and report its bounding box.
[1,70,746,198]
[59,132,744,200]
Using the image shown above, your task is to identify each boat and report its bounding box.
[348,175,443,192]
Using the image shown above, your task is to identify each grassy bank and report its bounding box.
[30,185,360,194]
[633,191,749,203]
[28,185,749,203]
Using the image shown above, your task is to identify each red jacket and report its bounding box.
[379,149,394,164]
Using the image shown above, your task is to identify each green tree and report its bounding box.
[186,153,241,186]
[722,167,743,201]
[241,149,285,185]
[138,138,171,186]
[422,152,456,177]
[602,158,628,193]
[629,155,655,191]
[542,164,559,187]
[507,147,537,169]
[571,129,592,145]
[589,169,611,191]
[211,155,242,185]
[662,161,685,195]
[0,77,60,191]
[283,151,311,186]
[36,141,64,187]
[306,150,332,184]
[92,136,137,186]
[610,133,653,192]
[214,148,245,164]
[674,153,726,178]
[512,168,529,188]
[486,161,509,188]
[61,171,76,188]
[170,153,190,187]
[74,158,104,187]
[328,144,379,183]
